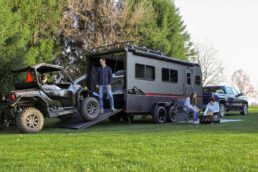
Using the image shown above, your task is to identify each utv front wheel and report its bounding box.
[80,97,100,121]
[16,107,44,133]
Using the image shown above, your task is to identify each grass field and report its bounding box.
[0,107,258,172]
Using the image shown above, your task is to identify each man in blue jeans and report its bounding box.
[96,58,116,114]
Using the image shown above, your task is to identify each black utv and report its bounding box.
[0,63,100,133]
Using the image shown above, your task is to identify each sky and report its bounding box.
[173,0,258,93]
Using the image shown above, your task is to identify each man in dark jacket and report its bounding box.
[96,58,116,113]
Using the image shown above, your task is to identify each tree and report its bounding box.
[0,0,64,93]
[231,69,256,97]
[136,0,195,60]
[58,0,194,77]
[191,43,225,86]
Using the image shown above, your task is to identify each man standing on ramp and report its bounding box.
[96,57,116,114]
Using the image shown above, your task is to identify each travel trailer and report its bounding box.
[86,43,203,124]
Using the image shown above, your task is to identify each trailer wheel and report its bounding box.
[167,105,176,122]
[80,97,100,121]
[16,107,44,133]
[109,114,122,123]
[153,106,167,124]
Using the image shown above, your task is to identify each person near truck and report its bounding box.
[96,57,116,114]
[184,92,200,124]
[203,96,220,116]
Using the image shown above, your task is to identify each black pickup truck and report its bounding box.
[203,86,248,117]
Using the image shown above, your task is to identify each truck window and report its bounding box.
[226,87,234,96]
[232,88,240,96]
[162,68,178,83]
[203,87,225,94]
[187,73,191,85]
[135,64,155,81]
[195,75,201,85]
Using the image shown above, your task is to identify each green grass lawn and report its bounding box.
[1,107,258,172]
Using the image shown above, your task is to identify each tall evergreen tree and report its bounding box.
[0,0,64,93]
[130,0,194,60]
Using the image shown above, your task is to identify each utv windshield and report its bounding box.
[13,70,38,90]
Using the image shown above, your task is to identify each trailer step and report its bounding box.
[60,109,122,130]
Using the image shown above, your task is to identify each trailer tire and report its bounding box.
[80,97,100,121]
[153,106,167,124]
[167,105,176,122]
[16,107,44,133]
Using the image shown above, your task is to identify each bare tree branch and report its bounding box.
[190,43,225,86]
[231,69,256,98]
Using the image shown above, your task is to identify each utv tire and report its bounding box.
[167,105,176,122]
[80,97,100,121]
[153,106,167,124]
[16,107,44,133]
[240,104,248,115]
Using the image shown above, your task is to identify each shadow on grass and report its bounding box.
[1,112,258,135]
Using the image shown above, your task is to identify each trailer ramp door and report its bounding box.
[60,109,122,130]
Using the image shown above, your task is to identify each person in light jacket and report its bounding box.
[203,96,220,116]
[96,57,116,114]
[184,92,200,124]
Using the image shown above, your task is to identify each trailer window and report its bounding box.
[162,68,178,83]
[195,75,201,85]
[146,66,155,80]
[170,70,178,83]
[187,73,191,85]
[162,68,169,82]
[135,64,145,79]
[135,64,155,81]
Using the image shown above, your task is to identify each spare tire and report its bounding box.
[80,97,100,121]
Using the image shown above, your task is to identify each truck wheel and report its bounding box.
[240,104,248,115]
[153,106,167,124]
[109,114,122,123]
[219,104,225,118]
[16,107,44,133]
[80,97,100,121]
[167,105,176,122]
